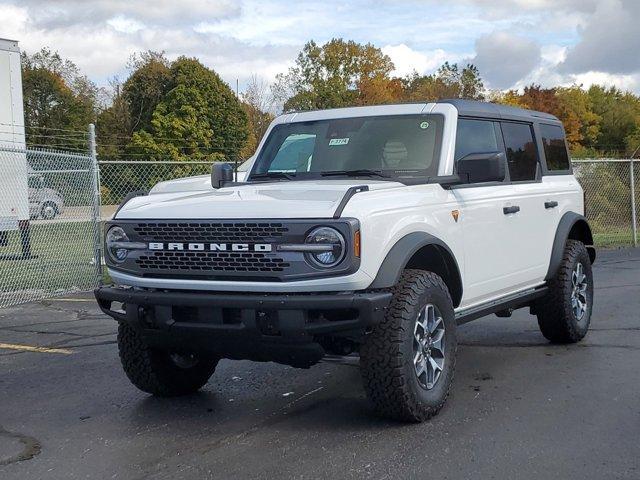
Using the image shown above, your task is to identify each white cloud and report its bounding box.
[107,16,145,34]
[381,44,451,77]
[570,71,640,92]
[2,0,640,95]
[2,2,297,89]
[470,31,541,89]
[12,0,240,28]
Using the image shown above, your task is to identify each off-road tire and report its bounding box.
[536,240,593,343]
[360,270,457,422]
[117,323,218,396]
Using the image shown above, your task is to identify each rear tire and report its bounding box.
[360,270,457,422]
[536,240,593,343]
[117,323,218,396]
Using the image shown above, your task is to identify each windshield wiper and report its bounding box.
[321,169,391,179]
[250,172,297,181]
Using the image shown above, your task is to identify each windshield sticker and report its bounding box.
[329,138,350,146]
[419,121,430,129]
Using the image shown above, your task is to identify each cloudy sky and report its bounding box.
[2,0,639,94]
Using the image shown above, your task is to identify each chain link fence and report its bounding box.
[0,145,101,308]
[573,159,638,248]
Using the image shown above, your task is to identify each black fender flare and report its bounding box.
[545,212,595,281]
[369,232,463,306]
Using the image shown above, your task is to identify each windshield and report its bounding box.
[250,114,443,181]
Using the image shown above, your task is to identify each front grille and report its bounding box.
[136,251,290,273]
[109,219,358,282]
[133,222,289,243]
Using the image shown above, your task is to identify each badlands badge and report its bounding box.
[451,210,460,222]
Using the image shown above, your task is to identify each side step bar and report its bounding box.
[455,286,548,325]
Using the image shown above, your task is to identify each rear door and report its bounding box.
[499,121,550,285]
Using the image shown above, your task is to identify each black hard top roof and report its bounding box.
[438,99,561,124]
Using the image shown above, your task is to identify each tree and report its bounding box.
[122,51,172,132]
[625,123,640,156]
[129,57,248,163]
[555,87,600,153]
[402,62,485,102]
[587,86,640,155]
[272,39,398,111]
[96,78,132,159]
[21,48,97,149]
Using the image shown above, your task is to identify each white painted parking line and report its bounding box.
[0,343,73,355]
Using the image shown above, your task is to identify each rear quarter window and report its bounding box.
[540,123,570,171]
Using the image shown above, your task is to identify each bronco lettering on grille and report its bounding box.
[148,242,272,252]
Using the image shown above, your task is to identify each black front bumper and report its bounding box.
[95,286,392,367]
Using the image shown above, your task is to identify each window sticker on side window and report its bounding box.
[328,138,349,146]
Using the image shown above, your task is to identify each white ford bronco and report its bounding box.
[95,100,596,422]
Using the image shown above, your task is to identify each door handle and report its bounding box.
[544,201,558,209]
[503,205,520,215]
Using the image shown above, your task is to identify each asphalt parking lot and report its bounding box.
[1,248,639,480]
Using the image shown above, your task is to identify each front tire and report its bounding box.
[117,323,218,396]
[536,240,593,343]
[360,270,457,422]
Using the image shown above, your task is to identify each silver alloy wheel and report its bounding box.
[41,204,56,219]
[170,353,199,369]
[571,262,588,321]
[413,304,445,390]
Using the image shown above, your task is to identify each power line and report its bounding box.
[0,122,89,135]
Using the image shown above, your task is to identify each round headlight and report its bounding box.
[305,227,345,268]
[106,226,130,263]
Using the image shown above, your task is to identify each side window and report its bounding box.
[540,123,570,171]
[501,122,538,182]
[454,119,499,162]
[269,134,316,172]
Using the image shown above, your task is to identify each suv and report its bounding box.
[95,100,595,422]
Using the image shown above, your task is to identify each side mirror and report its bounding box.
[211,163,234,189]
[457,152,506,184]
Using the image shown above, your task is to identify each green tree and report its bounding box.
[21,48,97,149]
[588,86,640,155]
[129,57,248,163]
[272,39,398,111]
[625,123,640,156]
